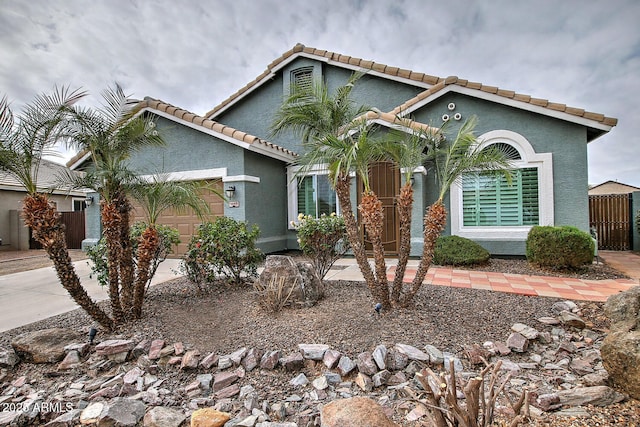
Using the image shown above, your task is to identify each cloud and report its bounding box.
[1,0,638,186]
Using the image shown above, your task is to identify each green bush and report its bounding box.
[433,235,490,266]
[87,222,180,288]
[636,210,640,234]
[526,225,594,269]
[293,213,349,279]
[181,217,264,287]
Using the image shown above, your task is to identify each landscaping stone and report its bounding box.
[11,328,84,363]
[321,397,399,427]
[257,256,324,308]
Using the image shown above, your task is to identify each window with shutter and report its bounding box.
[462,168,539,226]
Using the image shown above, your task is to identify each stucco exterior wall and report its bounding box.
[413,93,590,255]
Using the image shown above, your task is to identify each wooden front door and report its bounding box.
[360,162,400,254]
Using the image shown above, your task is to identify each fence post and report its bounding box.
[633,191,640,251]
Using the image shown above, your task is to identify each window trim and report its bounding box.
[450,130,554,240]
[287,164,340,229]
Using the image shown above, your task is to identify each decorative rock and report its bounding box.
[385,348,409,370]
[387,371,407,386]
[372,369,391,387]
[242,348,262,371]
[355,372,373,392]
[323,349,341,369]
[582,370,609,386]
[281,352,304,371]
[535,393,561,411]
[604,286,640,332]
[80,402,105,424]
[463,344,489,365]
[213,371,239,392]
[260,350,280,370]
[148,339,165,360]
[158,345,175,358]
[44,409,82,426]
[356,352,378,376]
[372,345,387,370]
[337,355,356,376]
[57,350,80,370]
[258,256,324,308]
[551,301,578,315]
[123,366,144,384]
[99,397,145,426]
[538,316,560,325]
[0,347,19,368]
[143,406,186,427]
[558,311,586,329]
[601,330,640,399]
[506,333,529,353]
[312,375,329,390]
[217,355,233,370]
[557,385,626,407]
[181,350,201,369]
[424,344,444,364]
[199,352,218,370]
[511,323,540,340]
[95,339,135,356]
[298,343,329,360]
[11,328,84,363]
[290,373,308,387]
[443,353,464,372]
[190,408,231,427]
[214,383,240,399]
[321,397,399,427]
[394,343,429,361]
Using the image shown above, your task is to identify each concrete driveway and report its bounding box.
[0,258,183,333]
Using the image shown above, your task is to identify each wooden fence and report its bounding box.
[29,211,86,250]
[589,194,632,250]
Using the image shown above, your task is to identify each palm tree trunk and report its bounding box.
[100,199,125,323]
[132,225,159,318]
[390,183,413,306]
[334,175,377,293]
[22,194,114,330]
[117,195,135,315]
[359,191,390,309]
[400,199,447,306]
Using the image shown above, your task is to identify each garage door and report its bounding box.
[131,179,224,256]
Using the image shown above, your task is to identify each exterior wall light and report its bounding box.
[225,186,236,198]
[84,196,94,207]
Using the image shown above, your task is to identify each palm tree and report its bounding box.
[66,84,164,324]
[0,87,114,330]
[398,117,512,306]
[271,74,389,307]
[128,176,212,317]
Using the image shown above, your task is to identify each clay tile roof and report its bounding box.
[205,43,453,118]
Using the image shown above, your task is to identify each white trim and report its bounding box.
[395,85,614,133]
[286,164,340,228]
[450,130,554,241]
[257,235,288,244]
[68,152,92,170]
[223,175,260,184]
[400,166,427,175]
[138,168,227,183]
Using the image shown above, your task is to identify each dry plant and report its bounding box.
[414,360,530,427]
[253,274,296,313]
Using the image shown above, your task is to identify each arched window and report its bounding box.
[450,130,554,241]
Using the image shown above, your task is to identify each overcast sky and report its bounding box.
[1,0,638,186]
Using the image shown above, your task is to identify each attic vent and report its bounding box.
[291,67,314,93]
[487,142,521,160]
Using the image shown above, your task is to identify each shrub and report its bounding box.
[292,213,350,279]
[636,209,640,234]
[87,222,180,288]
[433,235,490,266]
[526,225,594,269]
[181,217,264,287]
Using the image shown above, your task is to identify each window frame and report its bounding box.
[287,164,341,229]
[450,130,554,241]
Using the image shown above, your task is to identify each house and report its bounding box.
[0,159,87,250]
[589,180,640,195]
[71,43,617,256]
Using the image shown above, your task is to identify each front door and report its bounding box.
[360,162,400,254]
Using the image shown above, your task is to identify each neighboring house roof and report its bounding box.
[205,43,617,142]
[67,97,297,170]
[588,180,640,195]
[0,158,85,195]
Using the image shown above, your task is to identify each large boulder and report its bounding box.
[321,397,399,427]
[256,255,324,308]
[11,328,84,364]
[601,286,640,399]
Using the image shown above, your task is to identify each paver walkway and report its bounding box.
[326,252,639,302]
